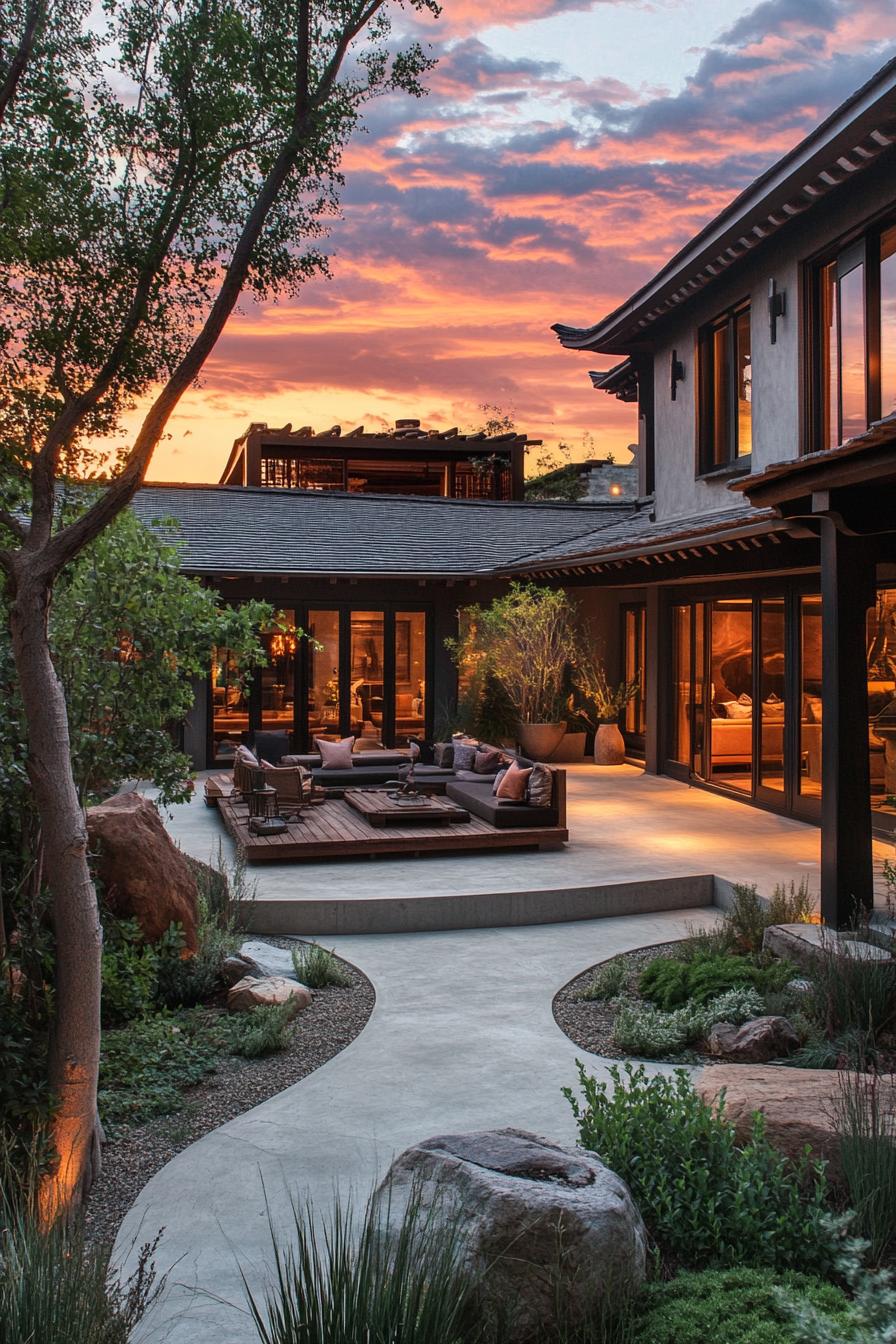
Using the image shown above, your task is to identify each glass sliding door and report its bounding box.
[758,598,786,797]
[350,611,385,742]
[622,604,646,756]
[868,588,896,837]
[707,598,754,793]
[394,611,427,746]
[798,596,823,808]
[307,610,341,744]
[260,609,298,738]
[668,604,692,768]
[211,643,251,762]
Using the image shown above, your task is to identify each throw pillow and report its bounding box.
[315,736,355,769]
[452,742,477,772]
[473,748,503,775]
[496,760,533,802]
[433,742,455,768]
[235,744,259,769]
[492,767,508,796]
[723,700,752,720]
[527,762,553,807]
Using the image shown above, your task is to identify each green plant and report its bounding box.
[575,659,640,725]
[790,1028,874,1071]
[676,923,737,961]
[98,1010,227,1133]
[291,942,351,989]
[565,1063,832,1272]
[155,845,250,1009]
[577,959,627,1002]
[723,880,814,954]
[701,985,766,1026]
[631,1268,852,1344]
[0,1141,162,1344]
[833,1069,896,1263]
[612,999,704,1057]
[0,968,54,1176]
[778,1220,895,1343]
[228,1004,296,1059]
[806,935,896,1042]
[243,1184,483,1344]
[639,951,791,1011]
[100,917,159,1026]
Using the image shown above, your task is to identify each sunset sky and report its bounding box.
[143,0,896,484]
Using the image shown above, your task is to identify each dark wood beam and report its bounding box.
[819,518,877,926]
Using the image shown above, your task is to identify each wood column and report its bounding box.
[819,516,876,926]
[644,587,661,775]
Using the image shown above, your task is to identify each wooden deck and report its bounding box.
[216,792,568,864]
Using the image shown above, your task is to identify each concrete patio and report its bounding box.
[157,763,895,933]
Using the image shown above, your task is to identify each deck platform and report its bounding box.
[217,792,568,864]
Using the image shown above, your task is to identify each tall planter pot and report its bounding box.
[518,722,566,761]
[546,731,587,763]
[594,720,626,766]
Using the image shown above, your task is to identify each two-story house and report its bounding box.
[550,57,896,923]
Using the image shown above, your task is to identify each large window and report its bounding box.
[815,219,896,448]
[698,302,752,473]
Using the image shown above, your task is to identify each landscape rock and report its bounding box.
[763,923,892,969]
[694,1065,894,1184]
[372,1128,646,1342]
[86,792,198,951]
[239,939,300,980]
[707,1015,800,1062]
[227,975,312,1015]
[785,978,815,997]
[221,954,264,987]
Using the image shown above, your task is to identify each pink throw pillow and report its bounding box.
[495,760,533,801]
[474,748,503,774]
[315,736,355,769]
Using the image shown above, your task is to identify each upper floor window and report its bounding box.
[698,301,752,474]
[815,220,896,450]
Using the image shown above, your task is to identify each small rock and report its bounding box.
[221,954,263,987]
[239,939,300,980]
[785,978,814,997]
[227,975,312,1015]
[707,1015,800,1062]
[372,1128,646,1342]
[763,923,892,969]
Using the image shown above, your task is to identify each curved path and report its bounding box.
[117,907,719,1344]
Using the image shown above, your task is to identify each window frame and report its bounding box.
[696,299,753,478]
[808,211,896,452]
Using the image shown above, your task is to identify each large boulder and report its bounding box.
[227,975,312,1015]
[87,792,199,951]
[695,1065,862,1183]
[763,923,892,969]
[707,1015,800,1063]
[373,1128,646,1342]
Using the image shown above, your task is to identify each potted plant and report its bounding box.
[446,582,577,759]
[576,660,640,765]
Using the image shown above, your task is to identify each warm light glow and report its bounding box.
[609,483,622,497]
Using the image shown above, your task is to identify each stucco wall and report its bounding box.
[648,156,895,523]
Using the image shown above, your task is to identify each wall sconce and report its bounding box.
[768,278,786,344]
[670,349,685,400]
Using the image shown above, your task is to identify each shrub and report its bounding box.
[778,1222,895,1344]
[701,985,766,1027]
[228,1003,296,1059]
[833,1069,896,1263]
[723,880,813,954]
[101,917,159,1026]
[244,1185,482,1344]
[565,1063,832,1273]
[98,1009,226,1132]
[291,942,351,989]
[0,968,54,1173]
[612,999,702,1057]
[631,1268,852,1344]
[639,951,792,1011]
[577,958,626,1002]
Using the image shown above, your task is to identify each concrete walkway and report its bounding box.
[117,907,719,1344]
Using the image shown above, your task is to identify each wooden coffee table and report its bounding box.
[344,789,470,827]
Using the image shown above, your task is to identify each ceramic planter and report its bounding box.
[517,722,567,760]
[594,721,626,765]
[545,731,587,763]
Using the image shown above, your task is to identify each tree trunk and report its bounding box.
[8,565,103,1221]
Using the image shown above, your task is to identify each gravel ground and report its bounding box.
[84,940,374,1248]
[552,941,713,1065]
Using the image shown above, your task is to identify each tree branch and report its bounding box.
[0,0,45,124]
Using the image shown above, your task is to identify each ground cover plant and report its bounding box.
[292,942,353,989]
